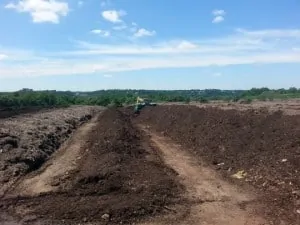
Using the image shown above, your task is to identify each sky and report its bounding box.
[0,0,300,91]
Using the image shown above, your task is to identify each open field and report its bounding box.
[0,102,299,225]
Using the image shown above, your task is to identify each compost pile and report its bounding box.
[1,108,182,225]
[137,105,300,223]
[0,106,100,189]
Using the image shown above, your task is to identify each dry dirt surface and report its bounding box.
[191,99,300,115]
[136,105,300,224]
[0,108,182,225]
[0,106,102,196]
[1,105,299,225]
[138,128,267,225]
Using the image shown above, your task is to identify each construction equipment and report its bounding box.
[134,97,157,114]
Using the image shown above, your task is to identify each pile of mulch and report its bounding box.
[1,108,182,225]
[136,105,300,224]
[0,106,101,187]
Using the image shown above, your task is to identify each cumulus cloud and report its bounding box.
[212,16,224,23]
[5,0,69,24]
[91,29,110,37]
[134,28,156,38]
[212,9,226,16]
[212,9,225,24]
[102,10,126,23]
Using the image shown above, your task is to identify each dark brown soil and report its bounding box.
[136,105,300,224]
[0,107,100,188]
[0,108,182,225]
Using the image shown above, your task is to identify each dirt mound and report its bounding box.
[136,105,300,224]
[0,106,101,193]
[0,107,47,119]
[1,108,182,225]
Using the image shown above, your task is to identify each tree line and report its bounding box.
[0,87,300,109]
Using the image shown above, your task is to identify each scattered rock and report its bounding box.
[101,213,110,220]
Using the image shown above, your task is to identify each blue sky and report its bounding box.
[0,0,300,91]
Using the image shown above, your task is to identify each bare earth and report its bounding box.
[0,106,102,197]
[1,103,299,224]
[139,127,267,225]
[11,115,100,196]
[165,98,300,115]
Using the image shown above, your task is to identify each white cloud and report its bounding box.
[112,24,127,30]
[102,10,126,23]
[134,28,156,38]
[103,74,113,78]
[67,38,265,55]
[1,28,300,78]
[1,51,300,79]
[212,9,226,24]
[5,0,69,24]
[0,54,8,60]
[91,29,110,37]
[212,9,226,16]
[236,28,300,38]
[212,16,224,23]
[78,1,83,7]
[177,41,198,50]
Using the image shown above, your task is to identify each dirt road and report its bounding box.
[139,127,267,225]
[0,109,182,225]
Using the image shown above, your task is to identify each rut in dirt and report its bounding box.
[0,108,182,225]
[136,105,300,225]
[138,128,267,225]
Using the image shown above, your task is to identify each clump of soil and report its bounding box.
[1,108,182,225]
[0,106,101,188]
[136,105,300,224]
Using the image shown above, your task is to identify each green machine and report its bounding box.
[134,97,157,114]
